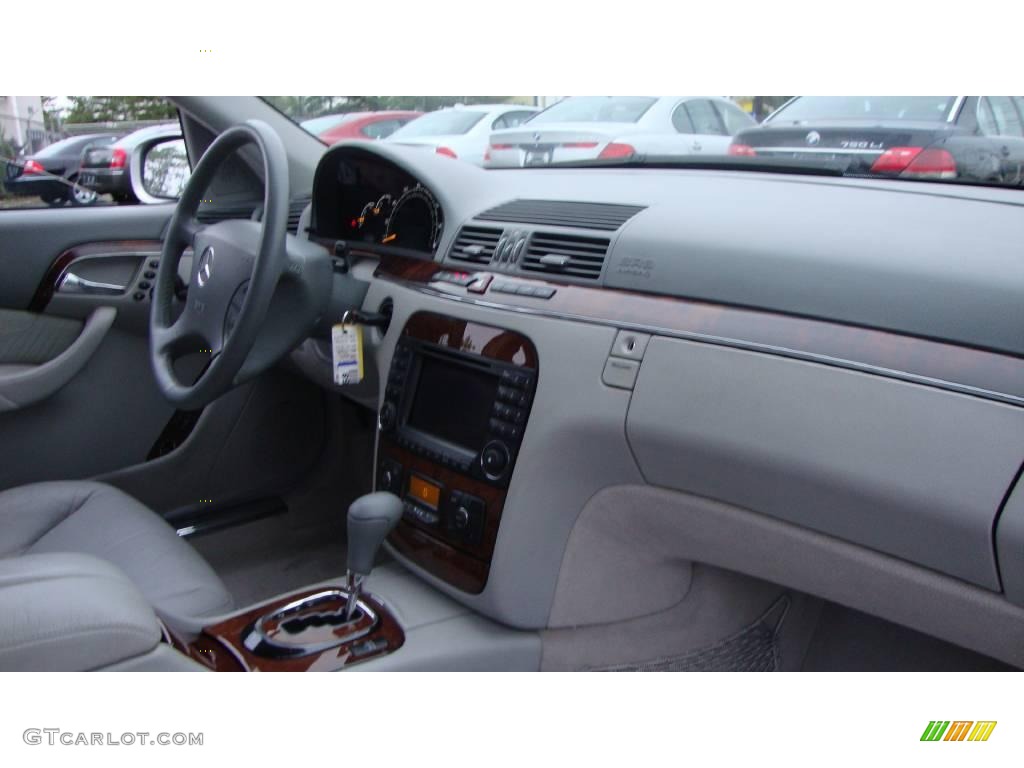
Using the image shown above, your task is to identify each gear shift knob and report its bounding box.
[347,491,403,575]
[344,491,402,620]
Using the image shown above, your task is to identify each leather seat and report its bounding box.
[0,480,233,618]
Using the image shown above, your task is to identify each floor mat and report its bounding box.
[191,394,377,609]
[191,509,348,608]
[590,596,789,672]
[801,602,1015,671]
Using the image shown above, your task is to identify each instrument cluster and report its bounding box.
[312,147,443,256]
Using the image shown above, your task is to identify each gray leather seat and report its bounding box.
[0,480,233,618]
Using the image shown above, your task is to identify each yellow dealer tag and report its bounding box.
[332,323,364,385]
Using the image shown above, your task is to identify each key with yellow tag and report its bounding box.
[332,323,364,385]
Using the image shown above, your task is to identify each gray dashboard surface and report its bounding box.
[347,143,1024,357]
[626,337,1024,590]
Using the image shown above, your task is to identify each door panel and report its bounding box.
[0,203,326,510]
[0,205,173,309]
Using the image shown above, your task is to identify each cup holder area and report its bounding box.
[280,604,367,635]
[242,589,379,659]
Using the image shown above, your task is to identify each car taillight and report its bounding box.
[728,143,757,157]
[562,142,598,149]
[435,146,457,159]
[902,148,957,179]
[110,148,127,168]
[869,146,956,179]
[598,142,635,159]
[23,159,44,174]
[489,143,513,150]
[869,147,922,173]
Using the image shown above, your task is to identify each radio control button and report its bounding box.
[481,441,510,479]
[378,402,397,431]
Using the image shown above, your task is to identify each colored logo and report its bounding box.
[921,721,997,742]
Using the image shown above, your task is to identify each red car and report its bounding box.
[303,111,423,144]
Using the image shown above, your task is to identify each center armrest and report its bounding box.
[0,552,161,671]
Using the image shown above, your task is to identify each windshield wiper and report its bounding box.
[534,154,848,177]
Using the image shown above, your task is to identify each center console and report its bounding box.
[376,311,538,593]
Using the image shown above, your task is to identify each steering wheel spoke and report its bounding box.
[180,215,205,243]
[153,307,211,358]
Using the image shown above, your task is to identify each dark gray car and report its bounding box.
[730,96,1024,186]
[3,133,120,205]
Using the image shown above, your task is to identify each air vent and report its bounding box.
[521,232,610,280]
[476,200,645,231]
[200,197,310,234]
[449,225,503,264]
[196,203,257,225]
[288,197,311,234]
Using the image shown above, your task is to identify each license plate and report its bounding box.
[79,174,96,186]
[524,150,552,166]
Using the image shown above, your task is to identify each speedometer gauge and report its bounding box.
[353,194,392,242]
[383,185,442,253]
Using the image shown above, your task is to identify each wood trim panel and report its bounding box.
[401,310,539,369]
[374,252,1024,404]
[378,311,537,594]
[177,589,404,672]
[381,437,502,594]
[29,239,162,312]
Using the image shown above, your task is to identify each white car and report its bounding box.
[386,103,539,166]
[484,96,755,167]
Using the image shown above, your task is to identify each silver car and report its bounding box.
[386,103,539,166]
[484,96,755,167]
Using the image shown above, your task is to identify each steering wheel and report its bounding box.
[150,120,331,410]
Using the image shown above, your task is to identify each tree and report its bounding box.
[40,97,63,132]
[64,97,177,124]
[263,96,349,119]
[263,96,514,120]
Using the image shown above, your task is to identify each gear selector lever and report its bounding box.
[241,491,403,659]
[345,491,403,621]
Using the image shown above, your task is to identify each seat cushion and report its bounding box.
[0,480,233,618]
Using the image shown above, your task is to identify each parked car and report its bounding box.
[387,104,539,165]
[302,111,423,143]
[484,96,754,167]
[2,133,119,205]
[78,122,183,203]
[728,96,1024,185]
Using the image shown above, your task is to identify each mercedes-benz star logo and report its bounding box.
[805,130,822,146]
[197,246,215,287]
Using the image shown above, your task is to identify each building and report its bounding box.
[0,96,46,154]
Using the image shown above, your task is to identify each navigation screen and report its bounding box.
[407,355,499,453]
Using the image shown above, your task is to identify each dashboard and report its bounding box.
[311,146,444,257]
[291,139,1024,669]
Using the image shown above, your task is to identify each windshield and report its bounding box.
[530,97,657,124]
[389,110,485,138]
[264,95,1024,189]
[771,96,957,123]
